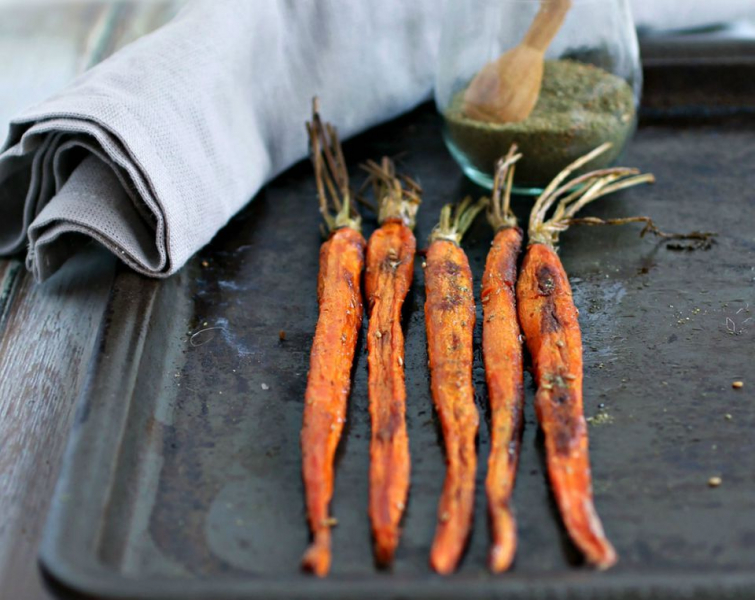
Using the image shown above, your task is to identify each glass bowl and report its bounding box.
[435,0,642,193]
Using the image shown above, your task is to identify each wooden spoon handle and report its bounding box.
[522,0,572,53]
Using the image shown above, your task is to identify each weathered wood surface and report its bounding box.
[0,3,183,598]
[0,249,116,600]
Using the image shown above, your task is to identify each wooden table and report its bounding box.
[0,4,182,598]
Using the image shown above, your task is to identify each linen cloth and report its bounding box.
[632,0,755,31]
[0,0,441,280]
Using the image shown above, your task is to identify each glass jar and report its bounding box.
[435,0,641,193]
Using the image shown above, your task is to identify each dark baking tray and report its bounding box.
[40,39,755,599]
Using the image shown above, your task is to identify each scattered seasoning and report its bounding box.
[201,260,209,268]
[708,476,722,488]
[279,330,286,341]
[732,381,744,389]
[587,412,614,426]
[444,59,636,187]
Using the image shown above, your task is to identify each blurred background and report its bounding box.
[0,0,754,134]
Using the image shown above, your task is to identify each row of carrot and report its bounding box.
[300,102,704,576]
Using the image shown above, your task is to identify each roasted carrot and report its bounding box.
[361,158,422,566]
[515,144,715,568]
[516,143,658,569]
[424,198,487,574]
[301,104,366,577]
[480,148,526,572]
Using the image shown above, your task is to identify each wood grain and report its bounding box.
[0,2,184,598]
[0,249,116,599]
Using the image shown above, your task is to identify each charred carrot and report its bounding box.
[516,143,657,569]
[516,144,715,568]
[301,104,366,577]
[425,198,487,574]
[480,148,525,572]
[361,158,421,566]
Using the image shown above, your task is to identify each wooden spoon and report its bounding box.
[462,0,572,124]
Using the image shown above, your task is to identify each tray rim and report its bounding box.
[39,551,755,600]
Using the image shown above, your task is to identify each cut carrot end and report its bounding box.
[489,543,516,573]
[301,531,331,577]
[489,510,517,573]
[372,521,400,566]
[430,527,468,575]
[373,532,399,568]
[587,540,618,570]
[429,548,458,575]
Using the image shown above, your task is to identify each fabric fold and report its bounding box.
[0,0,441,281]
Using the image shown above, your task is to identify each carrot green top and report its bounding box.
[430,196,488,246]
[485,144,522,231]
[527,142,655,248]
[361,157,422,229]
[307,99,362,233]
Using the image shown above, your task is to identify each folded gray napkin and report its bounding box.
[0,0,440,281]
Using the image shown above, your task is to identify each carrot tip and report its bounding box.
[430,543,462,575]
[374,540,398,568]
[430,555,456,576]
[372,523,400,567]
[489,542,516,573]
[487,503,518,572]
[591,545,618,571]
[301,532,331,577]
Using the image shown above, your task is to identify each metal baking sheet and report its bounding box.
[40,41,755,599]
